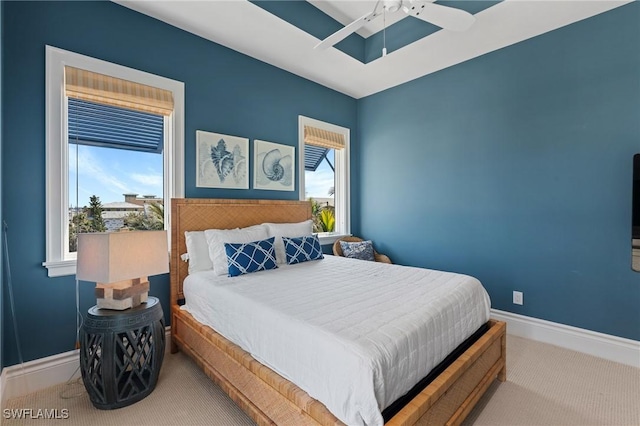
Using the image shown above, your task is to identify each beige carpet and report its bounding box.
[4,335,639,426]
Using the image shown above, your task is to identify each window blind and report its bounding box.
[303,125,345,150]
[68,98,164,153]
[65,66,174,116]
[304,145,330,172]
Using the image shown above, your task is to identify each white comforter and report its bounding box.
[182,255,490,426]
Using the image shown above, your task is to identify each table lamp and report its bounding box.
[76,230,169,310]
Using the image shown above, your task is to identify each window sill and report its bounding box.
[43,259,76,277]
[316,232,350,246]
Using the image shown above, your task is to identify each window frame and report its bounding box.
[298,115,350,245]
[44,46,184,277]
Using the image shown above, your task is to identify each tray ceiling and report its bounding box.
[114,0,631,98]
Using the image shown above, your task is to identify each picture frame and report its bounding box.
[196,131,249,189]
[254,140,295,191]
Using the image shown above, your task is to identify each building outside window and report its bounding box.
[44,46,184,277]
[67,96,167,253]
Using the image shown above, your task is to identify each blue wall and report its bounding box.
[1,0,638,368]
[1,1,356,366]
[357,3,640,340]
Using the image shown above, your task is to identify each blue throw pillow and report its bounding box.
[339,240,375,261]
[283,235,324,265]
[224,237,278,277]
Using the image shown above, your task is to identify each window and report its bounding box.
[68,98,165,251]
[44,46,184,277]
[298,116,350,244]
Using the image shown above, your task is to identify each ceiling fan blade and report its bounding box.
[314,10,380,50]
[403,1,475,32]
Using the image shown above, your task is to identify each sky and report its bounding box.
[68,144,334,207]
[305,150,335,199]
[69,144,163,206]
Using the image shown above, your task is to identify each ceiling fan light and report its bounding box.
[384,0,402,13]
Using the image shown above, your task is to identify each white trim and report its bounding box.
[0,328,173,404]
[40,259,77,278]
[1,368,7,411]
[491,309,640,368]
[43,45,185,277]
[317,232,350,247]
[0,350,81,405]
[298,116,351,236]
[1,316,637,405]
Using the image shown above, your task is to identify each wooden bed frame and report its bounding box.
[170,198,506,425]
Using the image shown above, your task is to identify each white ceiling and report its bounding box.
[308,0,409,38]
[114,0,631,99]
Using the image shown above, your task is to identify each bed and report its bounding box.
[170,198,506,426]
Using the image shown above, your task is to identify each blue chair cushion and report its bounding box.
[339,240,375,261]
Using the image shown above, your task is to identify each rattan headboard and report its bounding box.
[170,198,312,305]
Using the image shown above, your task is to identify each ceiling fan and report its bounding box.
[314,0,476,50]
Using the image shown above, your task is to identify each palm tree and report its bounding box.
[124,202,164,230]
[147,202,164,224]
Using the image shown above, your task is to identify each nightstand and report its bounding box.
[80,296,165,409]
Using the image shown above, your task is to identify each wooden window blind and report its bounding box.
[303,125,345,150]
[64,66,174,116]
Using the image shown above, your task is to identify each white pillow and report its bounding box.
[263,220,313,264]
[204,225,268,276]
[184,231,213,274]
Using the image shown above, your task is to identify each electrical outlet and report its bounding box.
[513,291,523,305]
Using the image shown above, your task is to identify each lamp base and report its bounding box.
[95,277,150,310]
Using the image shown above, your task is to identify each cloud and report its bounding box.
[74,149,131,195]
[69,146,163,204]
[305,169,334,198]
[131,172,163,187]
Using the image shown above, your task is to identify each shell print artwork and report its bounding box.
[262,149,293,186]
[207,139,246,184]
[231,145,247,183]
[210,139,233,182]
[254,140,295,191]
[196,131,249,189]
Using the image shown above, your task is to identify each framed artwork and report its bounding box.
[254,140,295,191]
[196,131,249,189]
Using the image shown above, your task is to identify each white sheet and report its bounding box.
[182,255,490,426]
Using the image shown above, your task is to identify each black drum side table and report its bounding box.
[80,296,165,409]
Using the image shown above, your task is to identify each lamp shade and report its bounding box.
[76,231,169,283]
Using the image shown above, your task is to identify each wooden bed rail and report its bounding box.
[169,198,506,426]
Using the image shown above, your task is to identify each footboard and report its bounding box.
[172,303,506,426]
[172,305,342,426]
[387,320,506,426]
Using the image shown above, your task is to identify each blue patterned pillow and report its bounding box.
[339,240,375,261]
[282,235,324,265]
[224,237,278,277]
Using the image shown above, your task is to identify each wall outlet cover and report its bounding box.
[513,291,523,305]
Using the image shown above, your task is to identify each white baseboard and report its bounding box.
[491,309,640,368]
[2,317,638,405]
[0,328,172,407]
[0,349,81,409]
[0,368,7,413]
